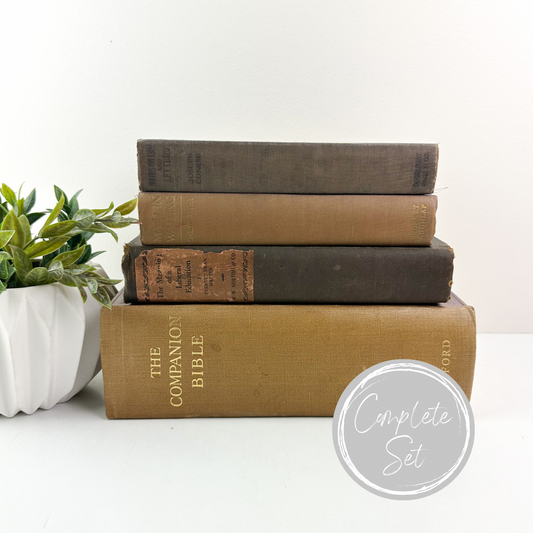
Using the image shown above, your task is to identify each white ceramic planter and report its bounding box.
[0,273,107,417]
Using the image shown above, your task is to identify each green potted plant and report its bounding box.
[0,183,137,417]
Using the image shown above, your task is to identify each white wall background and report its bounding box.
[1,0,531,332]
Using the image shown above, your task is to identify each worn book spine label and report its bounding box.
[134,249,254,302]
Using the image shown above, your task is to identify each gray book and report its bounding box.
[137,139,439,194]
[122,237,453,304]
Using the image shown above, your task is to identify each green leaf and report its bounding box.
[48,259,63,270]
[69,199,79,216]
[52,245,86,267]
[88,222,118,242]
[26,212,45,225]
[0,251,12,260]
[16,199,24,216]
[69,233,84,246]
[47,260,64,281]
[80,230,94,242]
[88,250,105,261]
[4,264,16,286]
[54,185,68,205]
[58,273,77,287]
[70,189,83,202]
[25,267,51,286]
[0,279,6,295]
[1,211,26,248]
[86,223,108,234]
[86,278,98,294]
[10,245,32,284]
[23,188,36,213]
[0,257,9,279]
[0,203,9,217]
[91,286,112,309]
[0,229,15,249]
[92,202,114,217]
[41,244,67,267]
[42,194,65,230]
[81,272,121,285]
[60,271,88,303]
[25,237,71,259]
[101,219,135,229]
[69,189,83,216]
[1,184,17,206]
[77,244,92,264]
[73,209,96,228]
[40,220,79,238]
[105,226,118,242]
[114,198,138,216]
[77,284,88,303]
[94,277,121,286]
[18,215,31,246]
[66,266,93,275]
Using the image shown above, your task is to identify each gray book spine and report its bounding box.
[122,238,453,304]
[137,140,438,194]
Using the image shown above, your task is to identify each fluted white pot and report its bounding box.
[0,276,105,417]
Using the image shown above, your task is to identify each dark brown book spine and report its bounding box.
[122,239,454,304]
[138,193,437,246]
[100,294,476,419]
[137,140,438,194]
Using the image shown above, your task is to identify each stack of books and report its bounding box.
[100,140,476,419]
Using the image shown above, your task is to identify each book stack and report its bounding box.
[100,140,476,419]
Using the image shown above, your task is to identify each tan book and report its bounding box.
[138,192,437,246]
[100,292,476,419]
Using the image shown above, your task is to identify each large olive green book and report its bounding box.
[100,292,476,419]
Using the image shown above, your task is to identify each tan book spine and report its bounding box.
[100,297,476,419]
[138,192,437,246]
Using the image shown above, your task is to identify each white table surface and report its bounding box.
[1,333,532,533]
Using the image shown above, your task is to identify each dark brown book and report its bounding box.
[138,192,437,246]
[100,292,476,419]
[122,237,454,304]
[137,140,439,194]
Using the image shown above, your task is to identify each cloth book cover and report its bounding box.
[100,292,476,419]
